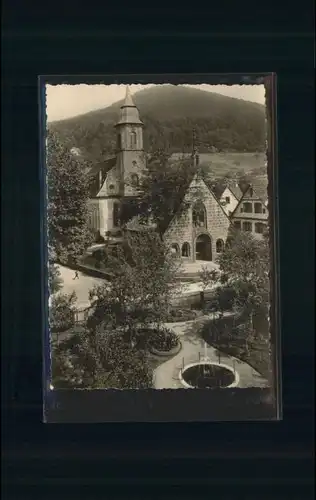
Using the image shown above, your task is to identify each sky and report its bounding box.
[46,83,266,122]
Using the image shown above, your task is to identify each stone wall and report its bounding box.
[164,177,231,262]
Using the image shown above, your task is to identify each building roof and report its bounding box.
[115,85,143,127]
[228,184,243,200]
[88,156,117,197]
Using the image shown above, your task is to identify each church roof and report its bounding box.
[115,86,144,127]
[123,85,135,107]
[88,156,117,197]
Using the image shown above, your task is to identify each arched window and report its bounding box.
[181,242,190,257]
[131,173,139,187]
[113,202,120,227]
[117,133,122,150]
[130,131,137,148]
[192,202,207,228]
[170,243,180,257]
[216,239,224,253]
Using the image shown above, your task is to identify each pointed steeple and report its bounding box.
[122,85,135,107]
[115,85,143,127]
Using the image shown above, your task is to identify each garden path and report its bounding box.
[153,314,269,390]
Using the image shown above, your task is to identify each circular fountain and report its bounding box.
[179,361,239,389]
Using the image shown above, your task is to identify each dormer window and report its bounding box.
[225,196,230,203]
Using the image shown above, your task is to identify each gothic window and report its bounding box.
[192,202,207,228]
[242,221,252,232]
[117,133,122,150]
[243,202,252,213]
[130,130,137,148]
[181,242,190,257]
[254,202,263,214]
[216,239,224,253]
[113,202,120,227]
[131,174,139,187]
[170,243,180,257]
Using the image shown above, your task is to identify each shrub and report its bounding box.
[149,327,179,351]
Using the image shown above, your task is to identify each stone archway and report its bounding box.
[195,233,212,261]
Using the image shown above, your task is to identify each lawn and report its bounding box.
[201,313,271,380]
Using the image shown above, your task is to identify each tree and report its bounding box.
[198,265,220,309]
[51,328,153,389]
[218,228,270,339]
[88,231,182,345]
[47,130,94,265]
[49,291,77,333]
[120,151,206,238]
[48,245,63,295]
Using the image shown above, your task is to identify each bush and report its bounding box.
[49,292,76,333]
[216,286,237,311]
[149,327,179,351]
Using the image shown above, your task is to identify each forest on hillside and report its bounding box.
[49,85,266,162]
[50,114,266,161]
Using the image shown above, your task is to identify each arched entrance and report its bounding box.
[195,233,212,261]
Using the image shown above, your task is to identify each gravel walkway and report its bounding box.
[153,314,269,390]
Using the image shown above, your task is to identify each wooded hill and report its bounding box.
[49,85,266,162]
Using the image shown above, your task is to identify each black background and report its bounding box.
[2,2,315,499]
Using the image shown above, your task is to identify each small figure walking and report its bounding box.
[73,270,79,280]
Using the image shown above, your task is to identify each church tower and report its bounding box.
[114,85,146,197]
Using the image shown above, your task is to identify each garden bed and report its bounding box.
[149,340,182,357]
[142,327,182,357]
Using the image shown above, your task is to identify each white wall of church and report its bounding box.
[88,199,108,235]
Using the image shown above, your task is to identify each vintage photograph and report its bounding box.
[45,80,275,397]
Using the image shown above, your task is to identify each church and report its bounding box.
[87,86,234,262]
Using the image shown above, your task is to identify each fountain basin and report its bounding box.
[179,362,239,389]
